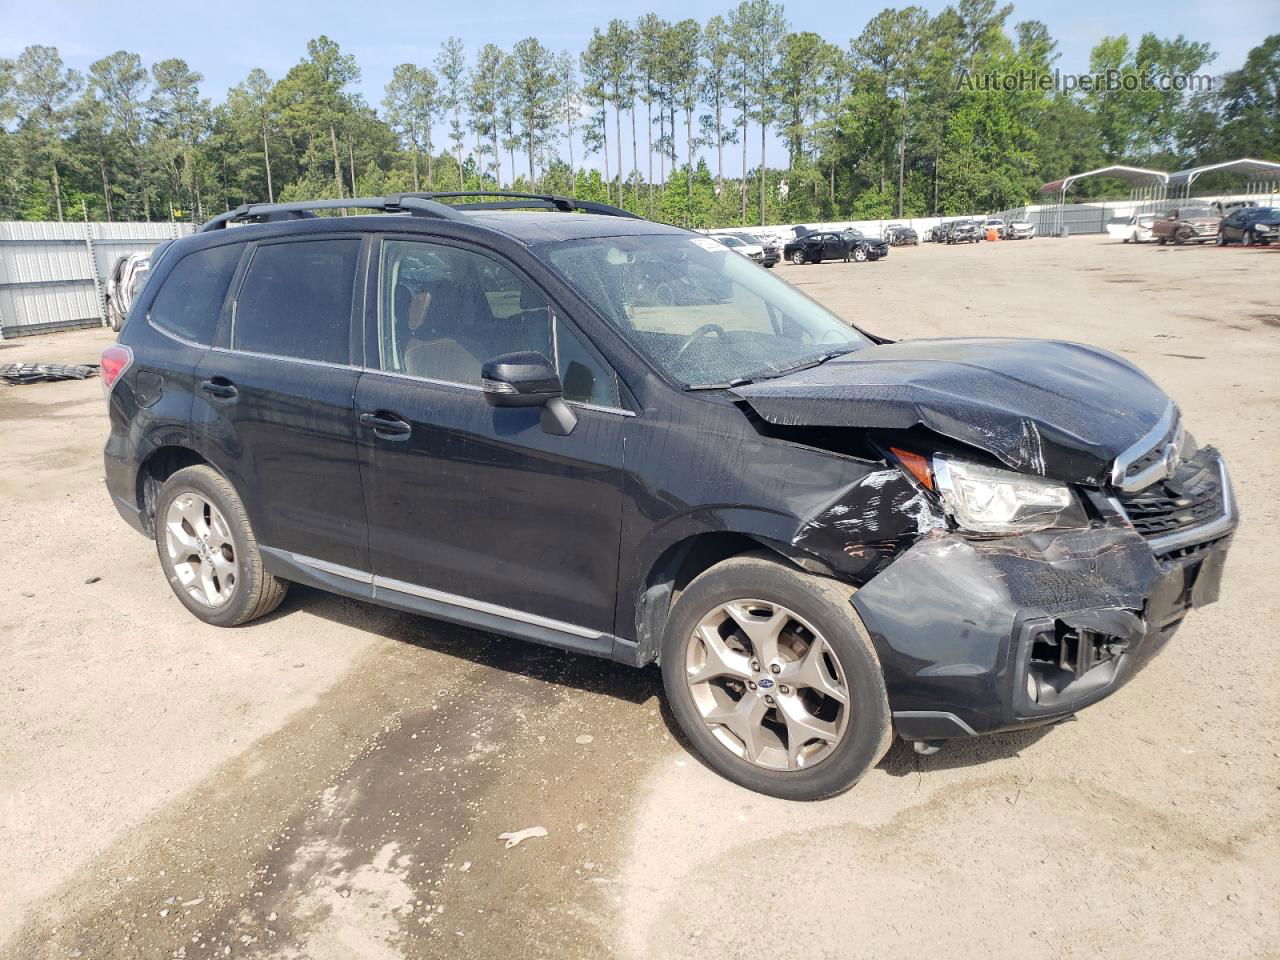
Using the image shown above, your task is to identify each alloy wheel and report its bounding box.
[164,492,237,607]
[684,599,849,771]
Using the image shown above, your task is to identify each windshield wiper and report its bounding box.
[684,350,853,392]
[684,377,755,391]
[743,349,853,383]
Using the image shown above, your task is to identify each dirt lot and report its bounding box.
[2,234,1277,960]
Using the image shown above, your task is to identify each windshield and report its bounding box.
[537,233,871,387]
[717,235,745,248]
[1247,207,1279,219]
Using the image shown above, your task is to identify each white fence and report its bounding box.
[0,220,194,339]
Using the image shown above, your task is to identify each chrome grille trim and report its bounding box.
[1112,455,1237,557]
[1110,402,1181,492]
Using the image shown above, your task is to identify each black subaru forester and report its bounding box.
[103,192,1237,800]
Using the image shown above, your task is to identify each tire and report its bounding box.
[1216,232,1226,246]
[154,465,288,627]
[791,251,805,265]
[1244,229,1255,247]
[660,553,892,801]
[853,247,867,262]
[1157,237,1167,245]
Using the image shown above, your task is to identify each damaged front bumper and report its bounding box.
[851,452,1237,741]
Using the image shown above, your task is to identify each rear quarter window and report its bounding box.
[148,242,244,344]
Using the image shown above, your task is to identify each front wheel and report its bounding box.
[661,554,892,800]
[853,247,867,262]
[154,465,288,627]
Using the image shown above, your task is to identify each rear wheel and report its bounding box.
[661,554,891,800]
[791,250,806,265]
[154,465,287,627]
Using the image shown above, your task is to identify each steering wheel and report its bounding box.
[674,323,726,363]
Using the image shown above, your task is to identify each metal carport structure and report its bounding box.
[1166,158,1280,201]
[1039,165,1169,238]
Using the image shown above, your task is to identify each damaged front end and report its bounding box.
[735,367,1238,742]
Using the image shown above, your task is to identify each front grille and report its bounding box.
[1116,450,1227,552]
[1113,408,1181,491]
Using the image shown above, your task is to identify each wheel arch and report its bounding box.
[630,530,824,667]
[136,444,221,536]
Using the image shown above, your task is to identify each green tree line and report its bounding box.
[1,1,1275,227]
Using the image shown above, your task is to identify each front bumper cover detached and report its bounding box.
[852,457,1237,741]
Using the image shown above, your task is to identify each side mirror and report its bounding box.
[481,351,560,406]
[480,351,577,436]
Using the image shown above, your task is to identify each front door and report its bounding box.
[354,237,627,634]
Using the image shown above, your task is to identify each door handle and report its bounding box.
[360,411,412,441]
[200,377,238,401]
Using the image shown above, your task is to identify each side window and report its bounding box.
[148,242,243,344]
[555,320,620,407]
[233,239,360,364]
[379,239,553,386]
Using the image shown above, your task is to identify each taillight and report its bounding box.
[101,344,134,398]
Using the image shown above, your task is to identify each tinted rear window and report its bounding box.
[148,243,243,344]
[233,239,361,364]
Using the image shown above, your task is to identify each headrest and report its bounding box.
[407,290,432,331]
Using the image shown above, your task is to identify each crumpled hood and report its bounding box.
[730,337,1171,485]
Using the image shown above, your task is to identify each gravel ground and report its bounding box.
[1,234,1276,960]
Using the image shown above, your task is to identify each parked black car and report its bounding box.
[840,229,889,262]
[883,225,919,246]
[783,231,855,264]
[945,220,982,244]
[103,191,1237,801]
[1216,206,1279,245]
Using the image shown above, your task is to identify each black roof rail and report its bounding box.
[198,196,465,233]
[386,191,643,220]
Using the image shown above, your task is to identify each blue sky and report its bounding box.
[3,0,1276,172]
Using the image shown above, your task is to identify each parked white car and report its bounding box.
[709,232,780,267]
[1106,214,1156,244]
[104,252,153,331]
[1004,219,1036,239]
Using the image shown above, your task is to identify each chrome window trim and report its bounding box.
[147,317,209,350]
[283,551,600,639]
[566,400,636,417]
[358,366,484,392]
[209,345,359,372]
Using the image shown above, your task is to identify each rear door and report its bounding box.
[193,234,371,572]
[354,236,627,634]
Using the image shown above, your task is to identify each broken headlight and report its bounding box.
[932,457,1086,535]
